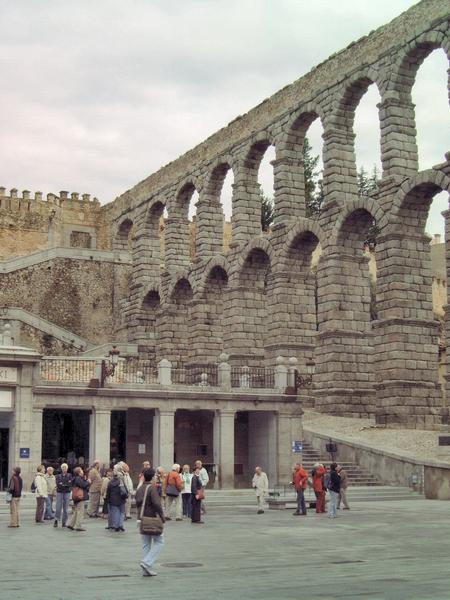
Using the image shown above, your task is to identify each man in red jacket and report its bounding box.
[291,463,308,516]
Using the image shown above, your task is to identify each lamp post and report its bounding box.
[100,346,120,387]
[294,360,315,391]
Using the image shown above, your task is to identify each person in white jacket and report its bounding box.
[195,460,209,514]
[122,462,134,520]
[34,465,48,523]
[252,466,269,514]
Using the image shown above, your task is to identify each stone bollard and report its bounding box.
[218,353,231,390]
[274,356,288,392]
[158,359,172,385]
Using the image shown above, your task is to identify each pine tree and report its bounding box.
[303,137,323,217]
[260,192,274,231]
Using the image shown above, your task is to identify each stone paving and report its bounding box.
[1,498,449,600]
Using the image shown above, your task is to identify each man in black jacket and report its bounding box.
[54,463,73,528]
[327,463,341,519]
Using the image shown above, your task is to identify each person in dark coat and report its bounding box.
[67,467,90,531]
[105,464,128,532]
[8,467,23,527]
[328,463,341,519]
[135,468,165,577]
[190,465,204,524]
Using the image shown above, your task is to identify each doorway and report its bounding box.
[0,428,9,490]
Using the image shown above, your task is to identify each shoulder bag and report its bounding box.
[72,486,84,502]
[139,485,164,536]
[5,491,12,503]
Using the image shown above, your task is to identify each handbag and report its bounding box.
[5,491,12,503]
[139,485,164,536]
[166,483,179,497]
[72,486,84,502]
[195,488,205,501]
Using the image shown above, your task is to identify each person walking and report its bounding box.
[337,466,350,510]
[67,467,90,531]
[123,463,134,520]
[106,463,128,532]
[135,468,165,577]
[34,465,48,523]
[252,466,269,514]
[54,463,73,528]
[181,464,193,518]
[165,464,184,522]
[292,463,308,516]
[7,467,22,528]
[44,466,56,520]
[87,460,102,518]
[328,463,341,519]
[312,463,327,514]
[191,465,204,524]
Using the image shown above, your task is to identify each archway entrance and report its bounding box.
[42,409,90,469]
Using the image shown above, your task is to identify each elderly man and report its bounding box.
[252,466,269,514]
[195,460,209,514]
[54,463,72,527]
[87,460,102,518]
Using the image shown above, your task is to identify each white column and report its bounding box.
[276,410,303,485]
[89,409,111,469]
[152,408,174,469]
[213,409,235,489]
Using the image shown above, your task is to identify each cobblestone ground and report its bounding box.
[1,499,449,600]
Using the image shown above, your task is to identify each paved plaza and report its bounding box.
[1,498,449,600]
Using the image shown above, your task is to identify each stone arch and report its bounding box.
[197,255,231,298]
[173,180,199,220]
[329,198,388,250]
[279,219,326,270]
[167,271,197,301]
[389,31,450,103]
[113,217,134,251]
[231,237,275,283]
[335,69,385,130]
[388,169,450,235]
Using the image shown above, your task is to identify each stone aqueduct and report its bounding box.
[109,0,450,429]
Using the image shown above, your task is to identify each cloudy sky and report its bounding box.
[0,1,448,234]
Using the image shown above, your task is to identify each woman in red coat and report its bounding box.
[312,463,326,513]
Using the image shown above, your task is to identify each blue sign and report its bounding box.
[19,448,30,459]
[292,441,302,453]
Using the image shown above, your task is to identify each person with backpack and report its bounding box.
[67,467,90,532]
[54,463,73,528]
[7,467,23,528]
[165,464,184,521]
[312,463,326,514]
[328,463,341,518]
[105,462,128,532]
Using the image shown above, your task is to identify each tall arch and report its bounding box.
[114,218,134,251]
[165,182,198,270]
[138,290,161,360]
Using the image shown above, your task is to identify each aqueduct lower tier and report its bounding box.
[109,0,450,429]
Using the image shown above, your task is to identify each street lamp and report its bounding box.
[100,346,120,387]
[295,360,315,390]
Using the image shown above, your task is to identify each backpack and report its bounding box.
[31,478,37,493]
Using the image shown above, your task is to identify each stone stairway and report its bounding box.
[300,441,380,487]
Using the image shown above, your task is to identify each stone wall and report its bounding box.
[0,257,131,350]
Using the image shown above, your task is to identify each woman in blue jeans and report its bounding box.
[135,468,165,577]
[105,463,128,532]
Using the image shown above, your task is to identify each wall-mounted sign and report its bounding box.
[138,444,146,455]
[292,440,303,453]
[20,448,30,459]
[0,389,13,409]
[0,366,17,384]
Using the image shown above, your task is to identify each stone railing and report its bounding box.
[38,354,305,392]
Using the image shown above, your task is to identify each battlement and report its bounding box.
[0,187,101,208]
